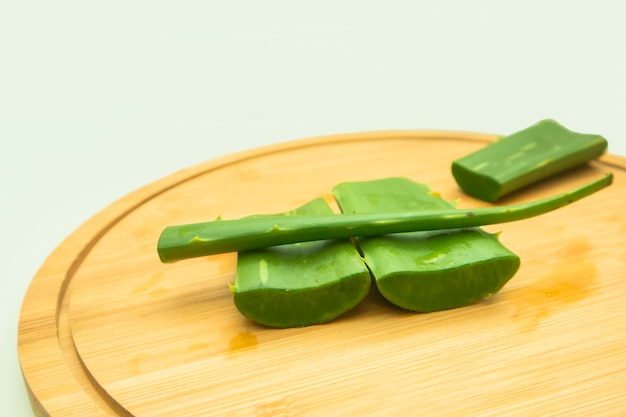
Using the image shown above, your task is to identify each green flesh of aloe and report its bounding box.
[452,119,608,202]
[232,198,371,328]
[332,178,520,312]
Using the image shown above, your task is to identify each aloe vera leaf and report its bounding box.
[332,177,520,312]
[232,198,371,328]
[451,119,608,202]
[157,173,611,262]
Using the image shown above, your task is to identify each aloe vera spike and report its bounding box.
[157,173,612,262]
[452,119,608,202]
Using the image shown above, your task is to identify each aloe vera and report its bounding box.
[232,198,371,328]
[452,119,608,202]
[157,173,612,262]
[332,178,520,312]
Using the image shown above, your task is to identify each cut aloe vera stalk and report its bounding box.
[157,173,612,262]
[452,119,608,202]
[232,198,371,328]
[332,178,520,312]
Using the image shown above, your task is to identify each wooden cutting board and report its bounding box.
[18,130,626,417]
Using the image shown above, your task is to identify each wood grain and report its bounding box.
[18,130,626,416]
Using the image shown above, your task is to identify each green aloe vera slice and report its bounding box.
[332,178,520,312]
[451,119,608,202]
[232,198,371,328]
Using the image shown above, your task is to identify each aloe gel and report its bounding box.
[232,198,371,328]
[332,178,520,312]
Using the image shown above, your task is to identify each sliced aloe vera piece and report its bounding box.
[332,177,520,312]
[452,119,608,202]
[232,198,371,328]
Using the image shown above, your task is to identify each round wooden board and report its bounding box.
[18,130,626,417]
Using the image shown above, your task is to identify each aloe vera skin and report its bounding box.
[156,173,612,262]
[233,198,371,328]
[349,230,520,312]
[332,178,520,313]
[451,119,608,202]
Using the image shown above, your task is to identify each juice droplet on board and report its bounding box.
[509,239,597,331]
[229,331,259,354]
